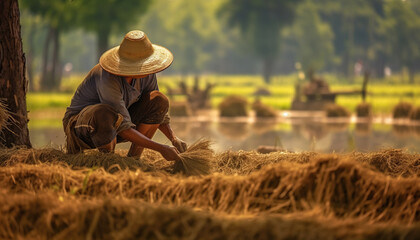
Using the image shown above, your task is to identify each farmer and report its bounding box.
[63,30,186,162]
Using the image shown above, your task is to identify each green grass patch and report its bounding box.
[27,93,72,111]
[28,119,63,129]
[27,74,420,115]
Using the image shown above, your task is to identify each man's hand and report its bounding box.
[160,145,182,162]
[171,137,188,153]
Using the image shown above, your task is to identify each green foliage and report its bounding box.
[384,0,420,82]
[316,0,387,76]
[19,0,420,81]
[20,0,77,30]
[73,0,152,57]
[219,0,302,82]
[293,0,335,72]
[141,0,226,74]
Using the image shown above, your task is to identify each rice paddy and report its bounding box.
[5,76,420,239]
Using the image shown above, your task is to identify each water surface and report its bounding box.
[29,112,420,153]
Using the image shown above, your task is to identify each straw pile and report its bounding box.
[356,102,372,118]
[409,106,420,121]
[350,149,420,177]
[252,100,277,118]
[325,104,350,117]
[0,147,154,173]
[393,101,413,119]
[219,95,248,117]
[169,101,192,117]
[1,193,419,240]
[1,147,419,177]
[1,155,419,223]
[173,139,214,176]
[0,147,420,238]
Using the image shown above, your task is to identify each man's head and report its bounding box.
[99,30,173,77]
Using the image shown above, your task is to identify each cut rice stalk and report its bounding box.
[173,139,214,176]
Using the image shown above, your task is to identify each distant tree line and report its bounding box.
[20,0,420,90]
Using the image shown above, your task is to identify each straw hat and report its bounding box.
[99,30,173,77]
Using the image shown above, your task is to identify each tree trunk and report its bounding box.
[97,28,110,60]
[27,20,36,91]
[373,55,385,79]
[40,26,61,91]
[408,65,415,84]
[262,57,274,84]
[0,0,32,148]
[346,16,355,82]
[50,27,61,90]
[40,25,53,91]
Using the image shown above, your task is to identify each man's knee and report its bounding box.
[149,91,169,111]
[75,104,120,148]
[136,91,169,124]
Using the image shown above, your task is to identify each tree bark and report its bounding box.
[40,25,53,91]
[40,26,62,91]
[408,65,415,84]
[97,28,110,60]
[27,20,36,91]
[0,0,32,147]
[262,57,274,84]
[50,27,61,90]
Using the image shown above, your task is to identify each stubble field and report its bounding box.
[0,145,419,239]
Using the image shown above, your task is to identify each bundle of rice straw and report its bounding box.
[173,139,214,176]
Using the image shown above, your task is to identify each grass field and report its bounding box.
[27,74,420,115]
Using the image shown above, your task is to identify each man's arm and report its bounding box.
[159,123,188,153]
[119,128,181,161]
[143,74,187,153]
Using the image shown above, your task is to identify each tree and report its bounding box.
[219,0,302,83]
[75,0,152,59]
[0,0,31,147]
[293,0,335,72]
[141,0,225,75]
[317,0,386,79]
[20,0,77,91]
[384,0,420,83]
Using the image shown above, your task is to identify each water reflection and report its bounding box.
[392,124,412,138]
[218,122,250,140]
[252,120,278,134]
[414,126,420,137]
[30,119,420,153]
[355,123,372,135]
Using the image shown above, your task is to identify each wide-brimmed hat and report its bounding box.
[99,30,173,77]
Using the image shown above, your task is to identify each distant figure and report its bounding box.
[384,66,392,77]
[354,60,363,77]
[303,69,330,97]
[63,30,186,162]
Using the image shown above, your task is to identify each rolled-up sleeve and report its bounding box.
[97,73,135,133]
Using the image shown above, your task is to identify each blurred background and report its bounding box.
[19,0,420,152]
